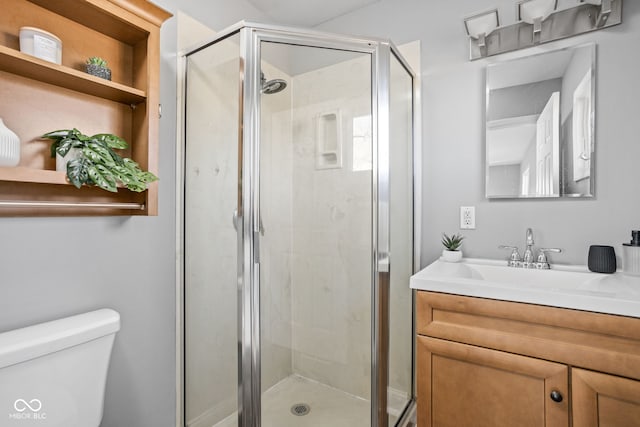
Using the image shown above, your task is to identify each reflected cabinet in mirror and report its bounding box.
[486,43,595,199]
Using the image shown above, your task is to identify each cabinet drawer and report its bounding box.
[416,291,640,381]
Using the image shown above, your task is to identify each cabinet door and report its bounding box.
[417,336,569,427]
[572,368,640,427]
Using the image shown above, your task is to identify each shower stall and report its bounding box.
[180,22,416,427]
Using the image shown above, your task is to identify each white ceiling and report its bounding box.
[246,0,381,26]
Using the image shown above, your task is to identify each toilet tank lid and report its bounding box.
[0,309,120,369]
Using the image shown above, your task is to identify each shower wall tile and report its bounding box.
[387,57,415,401]
[260,67,295,393]
[185,52,241,427]
[289,54,373,400]
[185,51,295,426]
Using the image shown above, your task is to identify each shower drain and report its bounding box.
[290,403,311,416]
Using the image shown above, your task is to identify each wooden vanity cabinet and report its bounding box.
[572,369,640,426]
[0,0,172,216]
[416,291,640,427]
[418,336,569,427]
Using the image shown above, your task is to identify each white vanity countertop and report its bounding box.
[410,258,640,318]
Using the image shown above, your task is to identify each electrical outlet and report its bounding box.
[460,206,476,229]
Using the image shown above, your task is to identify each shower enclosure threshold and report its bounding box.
[212,375,368,427]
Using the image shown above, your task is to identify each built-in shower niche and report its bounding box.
[315,110,343,169]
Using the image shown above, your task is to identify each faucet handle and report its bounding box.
[536,248,562,269]
[499,245,522,267]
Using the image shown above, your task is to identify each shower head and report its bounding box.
[260,72,287,95]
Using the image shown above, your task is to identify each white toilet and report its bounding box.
[0,309,120,427]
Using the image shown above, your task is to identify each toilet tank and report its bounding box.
[0,309,120,427]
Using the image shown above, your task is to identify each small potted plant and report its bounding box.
[86,56,111,81]
[441,232,464,262]
[43,128,157,193]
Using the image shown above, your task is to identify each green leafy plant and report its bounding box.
[86,56,108,67]
[441,233,464,251]
[43,128,157,193]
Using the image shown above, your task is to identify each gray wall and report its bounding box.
[488,78,562,122]
[3,1,640,427]
[0,1,267,427]
[318,0,640,267]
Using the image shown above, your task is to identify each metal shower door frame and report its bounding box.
[237,23,405,427]
[181,20,417,427]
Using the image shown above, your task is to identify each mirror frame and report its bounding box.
[485,43,596,199]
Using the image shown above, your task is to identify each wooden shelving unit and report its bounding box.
[0,46,147,104]
[0,0,171,216]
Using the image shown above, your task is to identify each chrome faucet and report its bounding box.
[536,248,562,269]
[523,228,535,267]
[499,228,562,269]
[498,245,521,267]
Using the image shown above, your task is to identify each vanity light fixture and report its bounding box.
[466,0,622,60]
[463,9,499,57]
[516,0,558,44]
[580,0,613,27]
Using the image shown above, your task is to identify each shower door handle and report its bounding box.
[378,255,390,273]
[232,209,239,231]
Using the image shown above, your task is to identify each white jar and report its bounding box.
[19,26,62,65]
[0,118,20,167]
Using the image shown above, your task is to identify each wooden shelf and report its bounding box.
[0,167,68,185]
[0,45,146,104]
[0,0,171,216]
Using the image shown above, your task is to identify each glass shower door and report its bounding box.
[184,32,241,427]
[387,51,415,426]
[258,40,374,426]
[183,24,416,427]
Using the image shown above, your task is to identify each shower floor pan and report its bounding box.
[213,375,369,427]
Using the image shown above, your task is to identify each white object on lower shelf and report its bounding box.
[0,118,20,167]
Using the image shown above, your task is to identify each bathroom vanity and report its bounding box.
[411,259,640,427]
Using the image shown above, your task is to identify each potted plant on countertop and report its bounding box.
[441,232,464,262]
[85,56,111,81]
[43,128,157,193]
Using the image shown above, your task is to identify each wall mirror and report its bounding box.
[485,43,595,199]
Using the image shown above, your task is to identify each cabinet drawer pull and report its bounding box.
[550,390,563,403]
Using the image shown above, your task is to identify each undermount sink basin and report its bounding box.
[410,258,640,318]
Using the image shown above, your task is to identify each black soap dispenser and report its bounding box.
[622,230,640,276]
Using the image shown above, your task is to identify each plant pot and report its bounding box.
[86,64,111,81]
[56,147,83,173]
[442,249,462,263]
